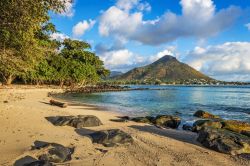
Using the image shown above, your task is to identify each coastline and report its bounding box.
[0,87,249,166]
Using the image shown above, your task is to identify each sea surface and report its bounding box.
[59,85,250,123]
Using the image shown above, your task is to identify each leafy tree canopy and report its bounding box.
[0,0,66,84]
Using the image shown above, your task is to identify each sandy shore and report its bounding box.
[0,87,249,166]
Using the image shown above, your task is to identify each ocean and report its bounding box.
[59,85,250,123]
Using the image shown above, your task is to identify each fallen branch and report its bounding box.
[50,99,68,108]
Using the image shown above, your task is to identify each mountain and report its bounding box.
[109,71,124,78]
[114,55,212,81]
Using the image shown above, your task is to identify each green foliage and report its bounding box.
[22,39,110,86]
[0,1,110,86]
[0,0,65,84]
[56,39,109,86]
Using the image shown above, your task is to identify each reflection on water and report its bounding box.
[60,85,250,122]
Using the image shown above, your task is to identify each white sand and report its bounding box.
[0,87,248,166]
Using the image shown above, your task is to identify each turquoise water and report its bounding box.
[60,85,250,123]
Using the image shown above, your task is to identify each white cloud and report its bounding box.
[99,6,142,37]
[50,32,69,41]
[72,19,96,37]
[137,2,151,12]
[60,0,75,17]
[97,43,178,71]
[99,0,241,45]
[245,23,250,30]
[116,0,139,11]
[149,46,178,62]
[98,49,144,71]
[184,42,250,81]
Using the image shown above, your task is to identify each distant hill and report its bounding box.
[109,71,124,78]
[114,55,212,81]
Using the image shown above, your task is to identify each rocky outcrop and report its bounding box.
[110,116,131,122]
[193,110,220,119]
[66,84,131,93]
[222,120,250,134]
[46,115,102,128]
[242,131,250,137]
[153,115,181,129]
[14,156,52,166]
[89,129,133,147]
[197,127,250,155]
[14,141,74,165]
[131,116,154,124]
[130,115,181,129]
[193,120,223,132]
[33,141,74,163]
[182,123,193,131]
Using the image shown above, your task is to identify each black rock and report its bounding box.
[33,141,74,163]
[46,115,102,128]
[117,116,130,120]
[13,156,52,166]
[197,127,250,155]
[110,119,128,122]
[131,116,154,124]
[193,119,223,132]
[89,129,133,147]
[182,123,193,131]
[153,115,181,129]
[193,110,220,119]
[241,130,250,137]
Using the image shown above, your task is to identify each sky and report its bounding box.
[50,0,250,81]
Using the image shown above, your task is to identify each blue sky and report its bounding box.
[50,0,250,81]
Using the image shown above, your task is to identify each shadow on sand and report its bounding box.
[129,125,200,145]
[75,128,96,136]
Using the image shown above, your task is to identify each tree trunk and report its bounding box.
[59,81,64,87]
[50,99,68,108]
[4,75,14,85]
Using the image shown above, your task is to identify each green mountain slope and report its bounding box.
[115,55,212,81]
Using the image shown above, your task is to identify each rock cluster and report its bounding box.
[197,127,250,155]
[182,110,250,155]
[14,141,74,165]
[66,85,130,93]
[46,115,102,128]
[130,115,181,129]
[193,110,220,119]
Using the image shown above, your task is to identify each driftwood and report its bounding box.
[50,99,68,108]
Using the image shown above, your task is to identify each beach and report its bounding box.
[0,87,249,166]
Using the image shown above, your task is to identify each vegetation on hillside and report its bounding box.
[114,55,212,82]
[0,0,109,86]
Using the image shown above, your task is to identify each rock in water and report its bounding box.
[33,141,74,163]
[222,120,250,134]
[242,130,250,137]
[153,115,181,129]
[193,120,223,132]
[193,110,220,119]
[197,127,250,155]
[89,129,133,147]
[182,123,193,131]
[131,116,154,124]
[47,115,102,128]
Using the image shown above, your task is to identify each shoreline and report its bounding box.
[0,87,249,165]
